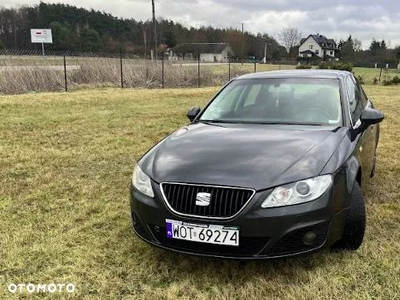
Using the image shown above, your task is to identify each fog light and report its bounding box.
[302,231,317,245]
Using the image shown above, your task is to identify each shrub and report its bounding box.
[382,79,392,86]
[357,75,365,84]
[382,76,400,86]
[373,77,379,85]
[318,61,330,69]
[330,62,353,72]
[296,64,312,69]
[392,76,400,84]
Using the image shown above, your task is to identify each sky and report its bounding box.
[3,0,400,49]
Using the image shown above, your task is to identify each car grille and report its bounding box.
[150,225,269,257]
[160,183,255,218]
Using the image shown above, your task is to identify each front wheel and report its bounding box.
[332,182,366,250]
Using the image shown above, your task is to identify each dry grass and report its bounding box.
[0,85,399,299]
[0,56,270,94]
[1,54,399,94]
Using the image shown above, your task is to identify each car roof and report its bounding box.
[236,69,351,80]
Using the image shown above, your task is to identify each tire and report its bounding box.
[332,182,366,251]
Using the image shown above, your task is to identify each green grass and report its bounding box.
[1,86,400,299]
[353,67,399,85]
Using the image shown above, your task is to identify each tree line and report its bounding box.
[0,3,285,60]
[0,3,399,66]
[334,36,399,67]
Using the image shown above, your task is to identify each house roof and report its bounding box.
[300,34,337,50]
[172,43,233,54]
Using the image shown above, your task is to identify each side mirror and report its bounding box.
[353,108,384,138]
[186,106,201,122]
[360,108,384,127]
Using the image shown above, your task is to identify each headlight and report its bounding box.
[132,164,154,198]
[261,175,333,208]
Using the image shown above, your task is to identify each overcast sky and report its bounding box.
[3,0,400,49]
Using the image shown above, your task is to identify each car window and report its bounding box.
[346,76,364,124]
[210,84,242,114]
[200,78,342,126]
[242,84,262,107]
[358,83,369,107]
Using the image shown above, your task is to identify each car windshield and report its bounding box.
[200,78,342,126]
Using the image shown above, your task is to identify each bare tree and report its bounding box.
[278,27,302,53]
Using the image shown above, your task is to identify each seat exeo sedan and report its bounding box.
[129,70,384,259]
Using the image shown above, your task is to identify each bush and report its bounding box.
[357,75,365,84]
[318,61,330,69]
[330,62,353,72]
[296,64,312,69]
[392,76,400,84]
[383,76,400,86]
[373,77,379,85]
[382,79,392,86]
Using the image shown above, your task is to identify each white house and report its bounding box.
[171,43,234,62]
[298,34,337,59]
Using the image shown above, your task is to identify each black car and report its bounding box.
[130,70,384,259]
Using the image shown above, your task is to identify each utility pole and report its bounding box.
[241,22,244,66]
[152,0,157,61]
[264,42,267,63]
[142,24,147,58]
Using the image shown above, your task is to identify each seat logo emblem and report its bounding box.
[195,192,211,206]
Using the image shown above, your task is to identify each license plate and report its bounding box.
[166,219,239,246]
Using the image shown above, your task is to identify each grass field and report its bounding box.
[1,85,400,299]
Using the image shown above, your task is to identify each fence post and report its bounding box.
[161,51,165,88]
[120,46,124,88]
[63,54,67,92]
[197,52,200,88]
[228,56,231,81]
[253,58,256,73]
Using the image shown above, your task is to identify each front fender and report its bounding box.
[344,155,360,193]
[321,130,360,194]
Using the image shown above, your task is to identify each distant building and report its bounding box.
[298,34,337,60]
[171,43,234,62]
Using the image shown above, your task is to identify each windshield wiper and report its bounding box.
[200,119,243,124]
[200,119,327,126]
[256,121,324,126]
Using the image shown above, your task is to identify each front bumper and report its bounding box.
[129,181,347,259]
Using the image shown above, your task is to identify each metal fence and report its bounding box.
[0,49,292,94]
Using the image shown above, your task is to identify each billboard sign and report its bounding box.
[30,29,53,44]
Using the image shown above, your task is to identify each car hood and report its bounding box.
[140,123,347,191]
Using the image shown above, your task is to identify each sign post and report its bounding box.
[30,29,53,56]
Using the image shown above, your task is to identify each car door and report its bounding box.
[358,79,380,175]
[346,75,375,183]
